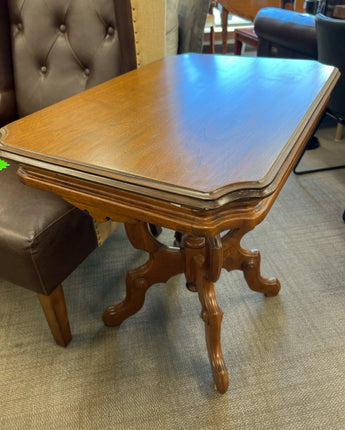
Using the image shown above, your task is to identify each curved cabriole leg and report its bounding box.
[222,229,280,297]
[199,278,229,393]
[241,248,280,296]
[103,222,185,326]
[185,235,229,393]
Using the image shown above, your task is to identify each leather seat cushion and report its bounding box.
[0,159,98,295]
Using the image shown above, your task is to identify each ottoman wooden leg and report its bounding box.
[38,284,72,347]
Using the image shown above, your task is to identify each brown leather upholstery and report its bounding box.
[0,0,17,124]
[0,0,207,344]
[0,0,138,345]
[0,161,98,295]
[9,0,123,117]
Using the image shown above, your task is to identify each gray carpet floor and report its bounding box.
[0,118,344,429]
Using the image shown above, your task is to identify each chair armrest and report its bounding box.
[254,7,317,59]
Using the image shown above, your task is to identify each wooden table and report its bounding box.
[0,54,338,393]
[234,27,258,55]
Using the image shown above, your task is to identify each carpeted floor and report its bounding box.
[0,118,344,429]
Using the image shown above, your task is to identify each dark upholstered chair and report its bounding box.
[0,0,166,346]
[254,7,318,59]
[254,4,345,174]
[292,12,345,174]
[315,13,345,141]
[254,1,345,59]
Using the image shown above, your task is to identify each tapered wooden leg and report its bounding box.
[103,222,185,326]
[222,229,280,296]
[209,25,215,54]
[184,235,229,393]
[38,284,72,347]
[221,7,229,54]
[335,122,344,141]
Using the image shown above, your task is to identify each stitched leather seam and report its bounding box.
[29,246,47,294]
[28,206,80,294]
[91,0,107,30]
[42,32,60,71]
[32,206,76,241]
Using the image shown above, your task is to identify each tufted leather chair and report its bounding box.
[0,0,166,346]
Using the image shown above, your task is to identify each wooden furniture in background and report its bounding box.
[334,4,345,18]
[0,54,338,393]
[234,27,259,54]
[205,1,218,53]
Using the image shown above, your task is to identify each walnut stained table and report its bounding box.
[0,54,339,393]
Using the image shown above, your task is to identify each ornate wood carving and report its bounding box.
[184,235,206,292]
[222,229,281,296]
[103,222,185,326]
[104,226,230,393]
[193,249,229,394]
[0,55,338,393]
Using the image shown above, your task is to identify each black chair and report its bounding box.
[294,13,345,174]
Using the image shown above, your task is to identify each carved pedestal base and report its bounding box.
[103,221,280,394]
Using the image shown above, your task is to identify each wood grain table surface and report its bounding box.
[0,54,339,393]
[0,54,338,209]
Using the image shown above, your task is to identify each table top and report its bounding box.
[0,54,338,209]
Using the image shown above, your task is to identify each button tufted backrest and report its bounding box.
[0,0,17,124]
[8,0,134,118]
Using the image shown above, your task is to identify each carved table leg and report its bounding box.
[103,222,185,326]
[184,235,229,393]
[103,222,278,393]
[222,228,281,296]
